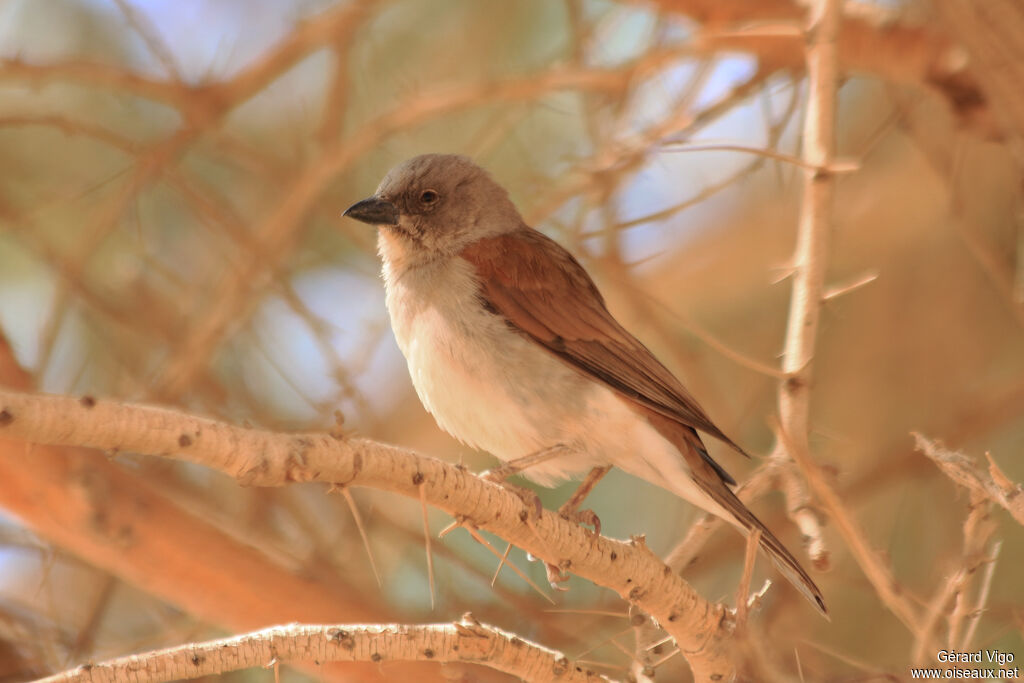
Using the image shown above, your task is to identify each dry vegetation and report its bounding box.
[0,0,1021,681]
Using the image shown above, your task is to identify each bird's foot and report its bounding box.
[558,505,602,535]
[545,561,570,591]
[480,469,543,519]
[556,465,611,535]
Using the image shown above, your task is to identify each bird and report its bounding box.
[343,153,827,616]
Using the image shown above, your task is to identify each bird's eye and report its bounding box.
[420,189,439,205]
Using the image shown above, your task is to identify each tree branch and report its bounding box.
[37,616,609,683]
[0,335,411,683]
[914,433,1024,526]
[775,0,919,632]
[646,0,986,133]
[0,389,736,682]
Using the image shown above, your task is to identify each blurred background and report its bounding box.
[0,0,1021,680]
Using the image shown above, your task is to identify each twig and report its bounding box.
[946,491,995,652]
[665,460,780,573]
[912,434,1012,660]
[734,529,762,630]
[112,0,183,81]
[36,617,611,683]
[912,488,997,663]
[913,433,1024,526]
[776,422,917,630]
[662,142,859,173]
[959,540,1000,652]
[66,575,117,663]
[572,625,634,661]
[619,284,791,379]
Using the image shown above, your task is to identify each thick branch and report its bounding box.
[0,390,735,682]
[0,336,405,683]
[38,616,608,683]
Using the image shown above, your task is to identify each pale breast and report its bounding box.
[382,253,603,482]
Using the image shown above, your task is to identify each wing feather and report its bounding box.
[460,228,749,461]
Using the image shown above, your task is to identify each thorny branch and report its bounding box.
[38,616,610,683]
[914,433,1024,527]
[0,389,737,683]
[912,435,1014,664]
[773,0,916,637]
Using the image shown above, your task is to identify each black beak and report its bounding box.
[343,196,399,227]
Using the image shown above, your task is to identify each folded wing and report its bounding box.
[460,228,749,484]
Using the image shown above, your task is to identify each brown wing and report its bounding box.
[460,228,749,469]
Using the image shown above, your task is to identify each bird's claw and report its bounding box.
[559,506,602,535]
[545,562,570,590]
[481,470,543,520]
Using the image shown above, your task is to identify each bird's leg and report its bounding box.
[480,444,570,519]
[541,464,612,590]
[481,444,571,480]
[557,465,611,535]
[482,446,594,590]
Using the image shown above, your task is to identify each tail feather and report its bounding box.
[694,475,829,618]
[637,407,828,617]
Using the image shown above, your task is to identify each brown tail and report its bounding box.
[692,473,829,618]
[639,408,828,616]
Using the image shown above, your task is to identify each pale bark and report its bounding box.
[0,389,736,682]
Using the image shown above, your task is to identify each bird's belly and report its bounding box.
[385,273,601,484]
[406,311,591,476]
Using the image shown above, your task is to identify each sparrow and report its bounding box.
[343,153,826,616]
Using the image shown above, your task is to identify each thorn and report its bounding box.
[419,483,435,610]
[770,262,798,284]
[822,270,878,301]
[342,489,382,588]
[828,157,861,173]
[455,612,485,637]
[439,517,464,538]
[491,543,513,586]
[465,526,554,604]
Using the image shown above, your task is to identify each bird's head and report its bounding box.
[343,154,521,259]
